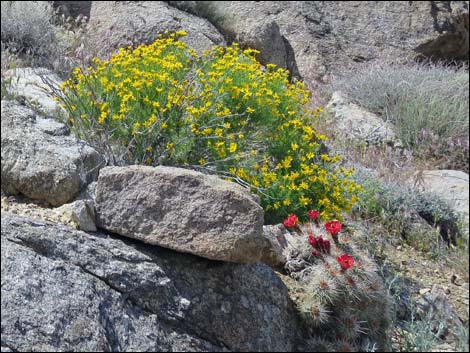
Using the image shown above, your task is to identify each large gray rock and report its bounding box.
[412,170,469,231]
[3,67,65,117]
[326,91,402,147]
[95,165,268,264]
[417,285,466,340]
[1,213,303,352]
[87,1,226,59]
[168,1,469,85]
[1,100,103,206]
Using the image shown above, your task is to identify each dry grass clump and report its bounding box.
[332,61,469,172]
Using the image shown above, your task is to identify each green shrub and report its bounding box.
[58,31,359,223]
[332,62,469,172]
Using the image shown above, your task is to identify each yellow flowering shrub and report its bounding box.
[59,31,359,223]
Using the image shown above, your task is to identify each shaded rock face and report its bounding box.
[53,1,92,19]
[168,1,469,85]
[414,3,469,60]
[1,214,303,352]
[1,100,103,206]
[95,165,268,264]
[87,1,226,60]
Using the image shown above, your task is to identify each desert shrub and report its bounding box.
[332,62,469,172]
[1,1,90,77]
[1,1,58,58]
[58,31,359,223]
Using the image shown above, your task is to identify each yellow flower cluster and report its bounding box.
[60,31,359,223]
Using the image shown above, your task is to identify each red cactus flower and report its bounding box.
[283,214,298,228]
[307,210,320,220]
[337,254,355,270]
[325,220,342,235]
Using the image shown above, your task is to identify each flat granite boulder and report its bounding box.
[95,165,268,264]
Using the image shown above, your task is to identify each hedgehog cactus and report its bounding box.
[283,216,392,351]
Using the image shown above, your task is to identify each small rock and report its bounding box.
[261,224,288,268]
[451,274,461,286]
[70,200,97,232]
[419,288,430,295]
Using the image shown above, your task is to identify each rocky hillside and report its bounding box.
[1,1,469,352]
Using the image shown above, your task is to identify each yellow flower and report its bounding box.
[203,128,213,136]
[306,152,315,160]
[246,107,255,114]
[229,142,237,153]
[281,156,293,169]
[299,195,311,206]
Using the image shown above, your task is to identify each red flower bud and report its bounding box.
[283,214,298,228]
[307,210,320,220]
[322,239,331,254]
[308,234,317,247]
[337,254,355,270]
[311,249,321,256]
